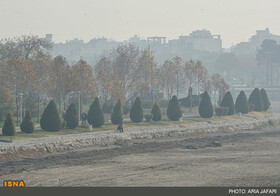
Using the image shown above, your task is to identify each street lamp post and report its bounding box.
[77,91,81,122]
[19,93,23,124]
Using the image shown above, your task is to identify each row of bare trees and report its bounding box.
[0,35,97,123]
[95,45,156,103]
[95,47,228,105]
[0,35,228,124]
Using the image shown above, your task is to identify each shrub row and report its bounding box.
[1,88,271,135]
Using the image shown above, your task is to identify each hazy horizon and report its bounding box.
[1,0,280,48]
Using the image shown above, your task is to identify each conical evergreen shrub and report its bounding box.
[248,88,264,112]
[87,97,104,127]
[20,110,34,133]
[130,97,143,123]
[64,103,79,129]
[2,111,16,136]
[40,100,61,131]
[111,100,124,125]
[260,88,270,111]
[167,95,182,121]
[220,91,235,115]
[199,91,213,118]
[235,91,249,114]
[151,102,162,121]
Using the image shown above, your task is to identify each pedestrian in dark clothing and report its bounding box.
[117,123,123,133]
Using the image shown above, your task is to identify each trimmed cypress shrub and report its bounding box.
[235,91,249,114]
[2,111,16,136]
[220,91,235,115]
[248,88,264,112]
[199,91,213,118]
[144,114,153,122]
[87,97,104,127]
[151,102,162,121]
[167,95,182,121]
[130,97,143,123]
[40,100,61,131]
[260,88,270,111]
[20,110,34,133]
[64,103,79,129]
[111,100,124,125]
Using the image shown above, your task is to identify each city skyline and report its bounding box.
[1,0,280,48]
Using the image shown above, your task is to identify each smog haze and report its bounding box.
[0,0,280,48]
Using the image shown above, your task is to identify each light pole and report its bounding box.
[19,93,23,124]
[77,91,81,122]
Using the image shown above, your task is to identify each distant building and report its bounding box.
[250,28,280,49]
[169,29,222,54]
[231,42,255,56]
[45,34,52,42]
[51,37,120,65]
[232,28,280,56]
[49,29,222,66]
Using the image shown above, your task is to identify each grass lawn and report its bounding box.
[0,111,272,141]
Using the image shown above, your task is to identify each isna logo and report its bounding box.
[3,180,25,187]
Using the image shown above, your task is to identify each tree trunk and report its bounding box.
[189,87,192,112]
[58,94,62,116]
[214,92,216,108]
[267,63,269,86]
[37,93,40,123]
[80,95,82,118]
[1,101,4,122]
[276,65,279,85]
[23,95,25,117]
[63,98,66,112]
[15,88,18,126]
[271,63,273,85]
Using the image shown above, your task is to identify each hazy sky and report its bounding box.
[0,0,280,48]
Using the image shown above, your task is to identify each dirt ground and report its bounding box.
[1,125,280,187]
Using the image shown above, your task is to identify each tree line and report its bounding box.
[0,35,228,124]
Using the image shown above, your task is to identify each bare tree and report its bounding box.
[48,56,74,114]
[159,60,176,100]
[0,35,52,63]
[1,57,34,124]
[95,56,113,102]
[0,38,21,65]
[184,60,197,111]
[172,56,184,98]
[29,51,52,122]
[17,35,52,60]
[95,45,157,102]
[210,73,229,107]
[111,44,140,99]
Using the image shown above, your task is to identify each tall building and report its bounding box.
[232,28,280,56]
[250,28,280,49]
[169,29,222,54]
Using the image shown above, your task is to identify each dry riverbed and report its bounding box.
[0,125,280,187]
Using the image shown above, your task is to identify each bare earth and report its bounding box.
[0,126,280,187]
